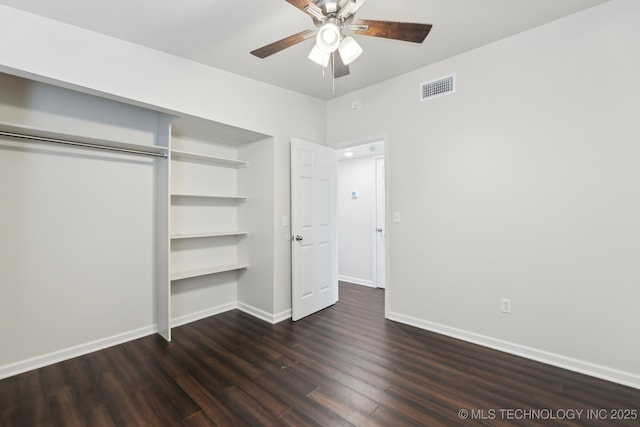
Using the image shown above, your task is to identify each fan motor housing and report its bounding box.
[318,0,340,14]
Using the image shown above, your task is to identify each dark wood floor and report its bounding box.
[1,282,638,426]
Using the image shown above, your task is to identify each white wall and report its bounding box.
[238,138,278,320]
[0,73,162,370]
[337,156,375,286]
[327,0,640,388]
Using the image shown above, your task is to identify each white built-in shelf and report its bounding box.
[171,231,248,240]
[170,193,248,200]
[171,262,249,281]
[0,122,168,157]
[171,149,248,167]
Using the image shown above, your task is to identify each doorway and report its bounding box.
[336,141,386,288]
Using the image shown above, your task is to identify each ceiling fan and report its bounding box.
[250,0,432,78]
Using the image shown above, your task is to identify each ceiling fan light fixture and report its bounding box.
[338,36,363,65]
[316,22,341,53]
[308,43,331,67]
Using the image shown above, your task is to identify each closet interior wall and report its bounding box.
[0,73,162,372]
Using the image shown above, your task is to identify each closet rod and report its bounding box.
[0,130,168,158]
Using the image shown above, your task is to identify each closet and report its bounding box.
[0,74,274,376]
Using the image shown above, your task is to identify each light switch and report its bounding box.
[393,212,400,223]
[282,216,289,227]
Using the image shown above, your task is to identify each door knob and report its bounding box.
[376,228,383,232]
[295,235,303,241]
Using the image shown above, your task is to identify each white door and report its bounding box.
[375,157,386,288]
[291,138,338,321]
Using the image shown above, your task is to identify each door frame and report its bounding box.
[374,155,385,289]
[333,135,390,317]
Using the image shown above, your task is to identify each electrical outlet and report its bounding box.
[501,298,512,314]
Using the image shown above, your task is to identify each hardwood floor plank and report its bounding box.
[132,385,189,426]
[135,358,201,419]
[84,403,119,427]
[181,410,217,427]
[307,389,385,427]
[56,357,108,413]
[1,282,638,426]
[277,408,323,427]
[174,372,250,426]
[292,340,392,390]
[99,371,150,426]
[203,355,290,418]
[186,322,265,379]
[369,405,429,427]
[166,339,233,396]
[252,370,353,427]
[288,362,380,416]
[17,371,48,426]
[51,385,84,426]
[220,385,282,426]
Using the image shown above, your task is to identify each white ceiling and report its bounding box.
[1,0,609,100]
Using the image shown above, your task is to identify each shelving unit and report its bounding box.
[156,117,270,341]
[170,148,248,275]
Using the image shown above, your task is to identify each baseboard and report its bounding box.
[171,301,238,328]
[339,275,375,288]
[0,325,157,380]
[238,302,291,324]
[388,312,640,390]
[273,308,292,323]
[1,302,291,380]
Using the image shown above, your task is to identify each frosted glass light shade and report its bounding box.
[338,36,362,65]
[316,23,341,53]
[308,43,331,67]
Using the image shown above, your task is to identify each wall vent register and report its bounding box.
[421,74,456,100]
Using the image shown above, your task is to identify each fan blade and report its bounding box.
[250,29,315,59]
[332,51,350,78]
[285,0,313,11]
[285,0,324,24]
[353,20,432,43]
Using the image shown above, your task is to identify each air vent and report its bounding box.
[421,74,455,100]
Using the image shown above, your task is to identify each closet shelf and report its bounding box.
[171,193,248,200]
[171,263,249,281]
[171,149,248,167]
[171,231,248,240]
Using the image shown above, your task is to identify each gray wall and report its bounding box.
[327,0,640,386]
